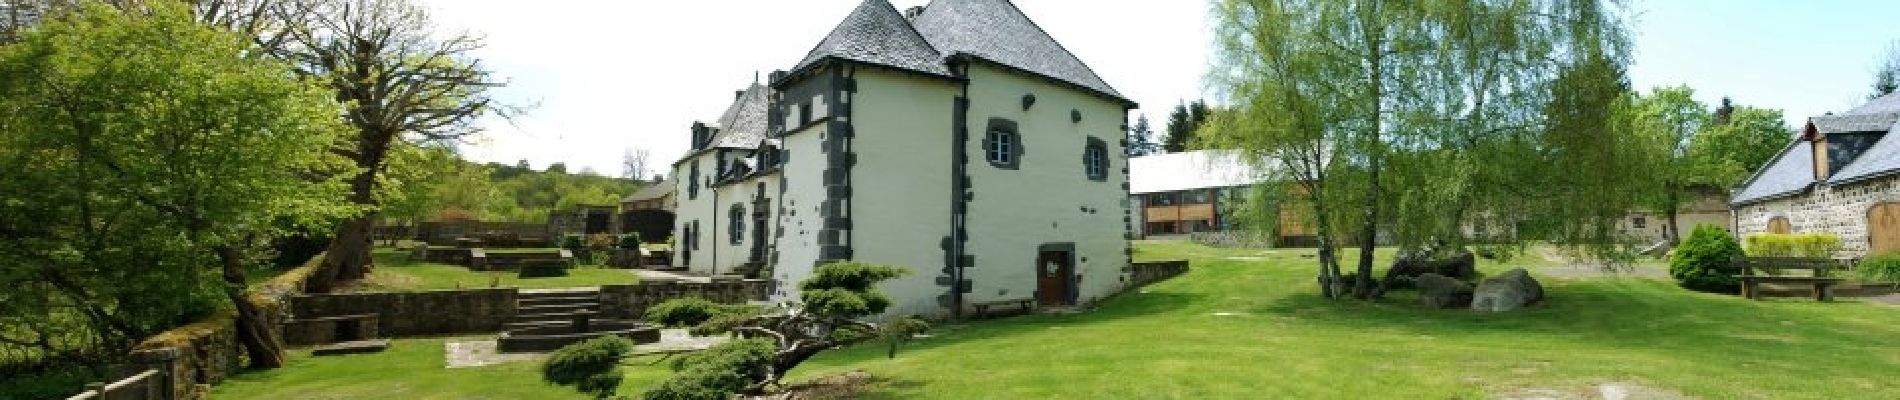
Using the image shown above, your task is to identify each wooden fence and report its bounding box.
[64,348,175,400]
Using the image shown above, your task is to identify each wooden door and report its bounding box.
[1869,203,1900,255]
[1768,217,1792,234]
[1036,250,1074,307]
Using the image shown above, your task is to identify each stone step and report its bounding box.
[517,289,599,299]
[512,311,596,323]
[311,339,390,356]
[503,320,570,331]
[518,295,599,307]
[516,303,598,315]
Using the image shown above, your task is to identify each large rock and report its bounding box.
[1470,268,1543,312]
[1390,250,1477,280]
[1415,273,1474,308]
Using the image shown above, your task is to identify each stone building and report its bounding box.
[667,0,1136,318]
[1732,93,1900,257]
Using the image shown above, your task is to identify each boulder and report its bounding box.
[1470,268,1543,312]
[1390,250,1477,280]
[1415,273,1474,308]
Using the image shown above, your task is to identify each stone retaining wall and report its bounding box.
[1735,178,1900,257]
[1190,231,1277,249]
[289,288,516,336]
[1127,260,1190,288]
[597,277,773,319]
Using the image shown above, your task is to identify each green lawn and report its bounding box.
[342,249,639,292]
[214,241,1900,399]
[212,336,672,399]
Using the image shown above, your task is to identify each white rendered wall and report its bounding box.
[842,67,962,317]
[771,123,831,300]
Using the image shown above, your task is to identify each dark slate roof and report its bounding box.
[790,0,952,77]
[1828,122,1900,186]
[1731,140,1814,205]
[912,0,1130,105]
[1845,92,1900,114]
[1809,112,1900,134]
[709,83,770,149]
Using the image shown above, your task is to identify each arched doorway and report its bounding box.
[1868,203,1900,255]
[1767,216,1792,234]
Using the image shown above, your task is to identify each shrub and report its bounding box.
[644,298,761,328]
[586,233,618,251]
[1857,252,1900,285]
[618,233,643,250]
[560,234,586,251]
[1743,233,1842,258]
[643,339,778,400]
[1671,225,1743,293]
[799,261,906,318]
[542,335,636,399]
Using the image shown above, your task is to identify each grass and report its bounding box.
[211,241,1900,399]
[342,249,638,292]
[211,336,672,399]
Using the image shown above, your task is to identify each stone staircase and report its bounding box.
[505,289,601,331]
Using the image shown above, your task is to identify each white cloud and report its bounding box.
[419,0,1213,176]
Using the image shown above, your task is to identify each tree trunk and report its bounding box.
[216,245,285,369]
[310,135,392,291]
[1664,190,1681,244]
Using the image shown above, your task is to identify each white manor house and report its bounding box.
[668,0,1138,318]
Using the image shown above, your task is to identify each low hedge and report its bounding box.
[1742,233,1842,258]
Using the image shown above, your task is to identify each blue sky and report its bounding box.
[1626,0,1900,122]
[427,1,1900,176]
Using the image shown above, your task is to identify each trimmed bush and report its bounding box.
[542,335,636,399]
[1671,225,1743,293]
[617,233,643,250]
[1857,252,1900,285]
[1742,233,1842,258]
[560,234,586,251]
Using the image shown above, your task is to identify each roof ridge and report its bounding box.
[786,0,951,78]
[988,0,1126,100]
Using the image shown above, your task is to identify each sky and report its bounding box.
[422,0,1900,177]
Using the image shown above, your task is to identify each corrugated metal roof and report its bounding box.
[1128,150,1274,194]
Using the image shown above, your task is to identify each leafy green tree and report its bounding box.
[1207,0,1636,299]
[0,2,357,368]
[1628,85,1710,244]
[278,0,506,291]
[1690,104,1791,185]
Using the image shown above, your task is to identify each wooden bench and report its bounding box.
[1730,257,1850,301]
[971,298,1035,318]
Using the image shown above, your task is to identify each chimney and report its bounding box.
[769,70,787,84]
[735,90,745,100]
[904,6,924,19]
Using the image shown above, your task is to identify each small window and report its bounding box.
[729,204,746,245]
[983,118,1022,169]
[1083,137,1108,181]
[987,131,1013,165]
[1185,191,1209,204]
[798,102,813,126]
[1150,193,1176,206]
[689,220,701,250]
[1632,216,1647,229]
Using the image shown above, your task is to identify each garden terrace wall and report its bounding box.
[1127,260,1190,288]
[596,277,772,319]
[130,253,322,400]
[289,288,517,336]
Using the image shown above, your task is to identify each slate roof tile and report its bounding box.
[791,0,951,77]
[1731,140,1814,206]
[708,83,770,149]
[1810,112,1900,134]
[911,0,1128,104]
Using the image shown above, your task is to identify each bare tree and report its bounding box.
[621,147,652,181]
[273,0,505,291]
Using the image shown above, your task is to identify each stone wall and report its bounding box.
[289,288,517,336]
[597,276,773,319]
[1127,260,1190,288]
[1735,178,1900,257]
[1190,231,1276,249]
[132,311,240,400]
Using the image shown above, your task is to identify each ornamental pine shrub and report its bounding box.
[642,338,778,400]
[542,335,636,399]
[1671,225,1743,293]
